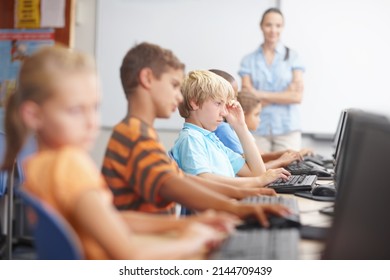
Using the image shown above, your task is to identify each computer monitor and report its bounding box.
[322,110,390,259]
[331,109,348,162]
[333,109,388,196]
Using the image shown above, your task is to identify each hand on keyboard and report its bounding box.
[260,168,291,186]
[236,214,301,230]
[189,210,240,234]
[235,203,291,228]
[237,187,277,199]
[278,151,303,166]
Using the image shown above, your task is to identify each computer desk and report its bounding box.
[285,179,335,260]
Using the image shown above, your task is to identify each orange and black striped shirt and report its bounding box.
[102,116,182,215]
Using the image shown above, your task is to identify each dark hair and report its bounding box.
[120,42,185,97]
[260,7,284,26]
[260,8,289,61]
[237,91,261,114]
[208,69,236,84]
[1,45,95,171]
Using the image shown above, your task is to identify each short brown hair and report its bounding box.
[179,70,235,118]
[120,42,185,97]
[237,91,261,114]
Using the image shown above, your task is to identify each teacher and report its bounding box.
[239,7,305,152]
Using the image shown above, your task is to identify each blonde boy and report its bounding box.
[170,70,290,187]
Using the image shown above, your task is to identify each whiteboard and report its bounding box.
[96,0,390,134]
[281,0,390,134]
[96,0,275,129]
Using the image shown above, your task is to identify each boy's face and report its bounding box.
[192,98,228,131]
[150,68,184,119]
[245,102,262,131]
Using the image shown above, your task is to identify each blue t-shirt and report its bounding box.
[170,123,245,177]
[239,42,305,136]
[214,122,244,155]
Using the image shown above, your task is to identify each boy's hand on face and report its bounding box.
[225,100,246,127]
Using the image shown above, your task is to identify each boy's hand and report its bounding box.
[181,222,227,254]
[225,100,246,127]
[299,148,314,157]
[188,210,239,234]
[278,151,303,165]
[234,203,291,228]
[237,187,277,199]
[258,168,291,186]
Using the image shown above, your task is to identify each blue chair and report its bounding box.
[0,131,36,259]
[17,189,84,260]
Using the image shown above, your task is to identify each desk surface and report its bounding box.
[288,179,335,259]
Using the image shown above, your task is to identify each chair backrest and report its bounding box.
[17,189,84,260]
[0,131,7,196]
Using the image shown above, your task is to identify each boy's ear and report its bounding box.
[20,101,43,130]
[138,68,154,89]
[189,99,199,110]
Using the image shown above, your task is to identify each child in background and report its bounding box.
[210,69,312,169]
[170,70,290,187]
[238,91,303,169]
[1,45,235,260]
[102,42,290,227]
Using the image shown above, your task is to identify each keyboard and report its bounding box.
[268,174,317,193]
[241,195,299,215]
[239,195,301,228]
[304,154,334,167]
[209,229,300,260]
[286,161,333,178]
[287,161,313,173]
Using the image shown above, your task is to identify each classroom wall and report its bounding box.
[71,0,335,167]
[74,0,96,55]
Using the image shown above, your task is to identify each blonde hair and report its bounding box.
[179,70,235,118]
[237,91,261,114]
[1,45,95,171]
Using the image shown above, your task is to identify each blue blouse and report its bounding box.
[239,42,305,136]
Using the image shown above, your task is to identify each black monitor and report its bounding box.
[331,109,348,163]
[322,110,390,259]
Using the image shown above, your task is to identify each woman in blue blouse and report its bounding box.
[239,7,305,152]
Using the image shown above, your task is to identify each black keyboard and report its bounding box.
[304,154,334,167]
[287,161,313,173]
[287,161,333,178]
[240,196,301,228]
[210,229,300,260]
[268,174,317,193]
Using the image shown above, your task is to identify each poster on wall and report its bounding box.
[0,28,54,108]
[15,0,41,28]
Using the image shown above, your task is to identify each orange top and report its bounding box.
[102,116,182,215]
[24,146,113,260]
